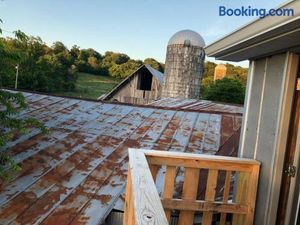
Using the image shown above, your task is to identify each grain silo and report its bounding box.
[162,30,205,99]
[214,64,227,80]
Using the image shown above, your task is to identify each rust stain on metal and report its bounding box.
[0,91,243,224]
[149,98,243,115]
[96,194,112,205]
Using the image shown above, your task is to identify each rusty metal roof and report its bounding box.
[150,98,244,115]
[0,91,242,225]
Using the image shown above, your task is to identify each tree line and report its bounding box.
[201,61,248,104]
[1,32,77,92]
[0,30,248,103]
[0,32,164,93]
[68,46,164,78]
[203,61,248,85]
[0,28,248,178]
[0,27,49,179]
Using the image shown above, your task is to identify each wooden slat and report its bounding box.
[124,149,260,225]
[162,166,177,221]
[128,149,168,225]
[162,198,248,214]
[123,168,130,224]
[178,168,200,225]
[202,169,218,225]
[144,149,260,165]
[129,194,136,225]
[220,171,232,225]
[232,172,250,225]
[127,185,136,225]
[245,165,260,225]
[124,168,135,225]
[149,165,159,182]
[147,156,256,172]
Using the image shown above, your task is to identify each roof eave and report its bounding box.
[205,0,300,61]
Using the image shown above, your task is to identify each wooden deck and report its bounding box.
[124,149,260,225]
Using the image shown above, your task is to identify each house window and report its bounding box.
[137,73,152,91]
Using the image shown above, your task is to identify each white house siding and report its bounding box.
[239,53,299,225]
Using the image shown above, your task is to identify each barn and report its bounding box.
[100,64,164,104]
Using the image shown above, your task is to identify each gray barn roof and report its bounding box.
[0,91,242,225]
[144,64,164,83]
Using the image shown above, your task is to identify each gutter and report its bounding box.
[205,0,300,57]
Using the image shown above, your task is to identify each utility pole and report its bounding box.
[15,64,19,89]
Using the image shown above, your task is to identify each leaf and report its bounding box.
[0,18,2,34]
[0,90,48,180]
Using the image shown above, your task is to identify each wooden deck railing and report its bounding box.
[124,149,260,225]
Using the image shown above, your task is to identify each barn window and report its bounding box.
[137,73,152,91]
[184,39,191,47]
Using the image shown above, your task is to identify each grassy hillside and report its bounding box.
[55,72,120,99]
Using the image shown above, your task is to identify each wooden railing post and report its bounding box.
[232,172,250,225]
[245,164,260,225]
[202,169,218,225]
[220,170,232,225]
[124,149,168,225]
[178,168,200,225]
[124,167,135,225]
[163,166,176,222]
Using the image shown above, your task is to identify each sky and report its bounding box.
[0,0,286,67]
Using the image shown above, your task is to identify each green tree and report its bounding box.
[52,41,68,54]
[202,78,246,104]
[109,59,142,78]
[0,23,47,179]
[102,51,130,68]
[88,56,99,70]
[144,58,164,72]
[70,45,80,60]
[201,76,214,94]
[1,32,77,92]
[74,48,106,75]
[203,61,217,78]
[0,90,47,179]
[202,61,248,84]
[225,63,248,85]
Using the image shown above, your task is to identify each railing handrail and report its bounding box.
[124,149,169,225]
[144,149,261,165]
[124,148,260,225]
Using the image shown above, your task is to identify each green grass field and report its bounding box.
[55,72,121,99]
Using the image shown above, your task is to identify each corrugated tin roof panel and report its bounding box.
[150,98,244,114]
[0,92,242,224]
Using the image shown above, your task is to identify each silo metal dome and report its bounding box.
[162,30,206,99]
[215,64,227,70]
[168,29,205,47]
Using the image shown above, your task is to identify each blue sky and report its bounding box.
[0,0,285,67]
